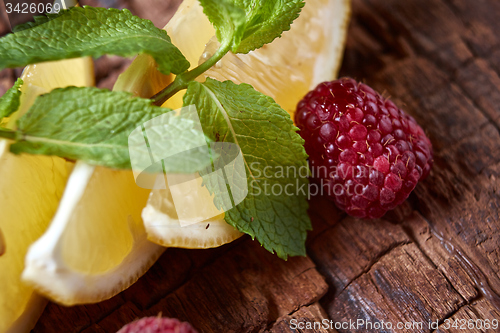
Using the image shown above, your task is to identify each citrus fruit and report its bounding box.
[114,0,245,250]
[21,67,167,306]
[123,0,350,249]
[142,174,243,249]
[0,57,93,333]
[22,162,165,305]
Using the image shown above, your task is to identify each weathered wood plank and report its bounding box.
[308,217,410,298]
[266,303,337,333]
[326,242,463,331]
[325,0,500,331]
[34,239,327,333]
[435,298,500,333]
[141,240,328,333]
[121,248,192,310]
[32,296,125,333]
[82,302,141,333]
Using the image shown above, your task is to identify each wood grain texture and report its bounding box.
[0,0,497,331]
[52,239,328,333]
[266,303,337,333]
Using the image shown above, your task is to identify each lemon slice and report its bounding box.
[113,1,245,250]
[131,0,350,249]
[22,162,164,305]
[21,66,168,306]
[112,0,242,250]
[22,13,208,304]
[142,174,243,249]
[0,57,93,333]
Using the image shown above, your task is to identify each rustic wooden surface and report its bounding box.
[1,0,500,331]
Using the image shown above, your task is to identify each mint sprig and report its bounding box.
[184,79,311,258]
[0,1,311,259]
[0,79,23,120]
[0,7,189,75]
[2,87,214,171]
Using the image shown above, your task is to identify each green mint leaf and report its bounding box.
[12,11,59,32]
[0,79,23,120]
[10,87,214,172]
[198,0,246,50]
[0,7,190,75]
[183,78,311,259]
[199,0,305,53]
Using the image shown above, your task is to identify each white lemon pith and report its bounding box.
[142,175,243,249]
[128,0,350,249]
[0,58,93,333]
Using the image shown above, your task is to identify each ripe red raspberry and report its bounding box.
[295,78,433,219]
[116,316,198,333]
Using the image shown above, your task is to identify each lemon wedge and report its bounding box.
[0,57,93,333]
[22,162,164,305]
[20,65,168,306]
[132,0,350,249]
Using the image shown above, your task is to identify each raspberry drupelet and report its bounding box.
[295,78,433,219]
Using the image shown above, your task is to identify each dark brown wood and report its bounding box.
[266,303,337,333]
[10,0,500,331]
[57,239,327,333]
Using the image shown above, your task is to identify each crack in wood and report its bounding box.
[429,294,483,333]
[431,229,500,311]
[335,240,411,296]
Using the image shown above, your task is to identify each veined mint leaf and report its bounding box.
[0,7,190,75]
[198,0,246,50]
[183,78,311,259]
[199,0,305,54]
[10,87,214,172]
[0,79,23,119]
[12,11,58,32]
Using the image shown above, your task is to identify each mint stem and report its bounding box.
[151,41,232,106]
[0,128,20,141]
